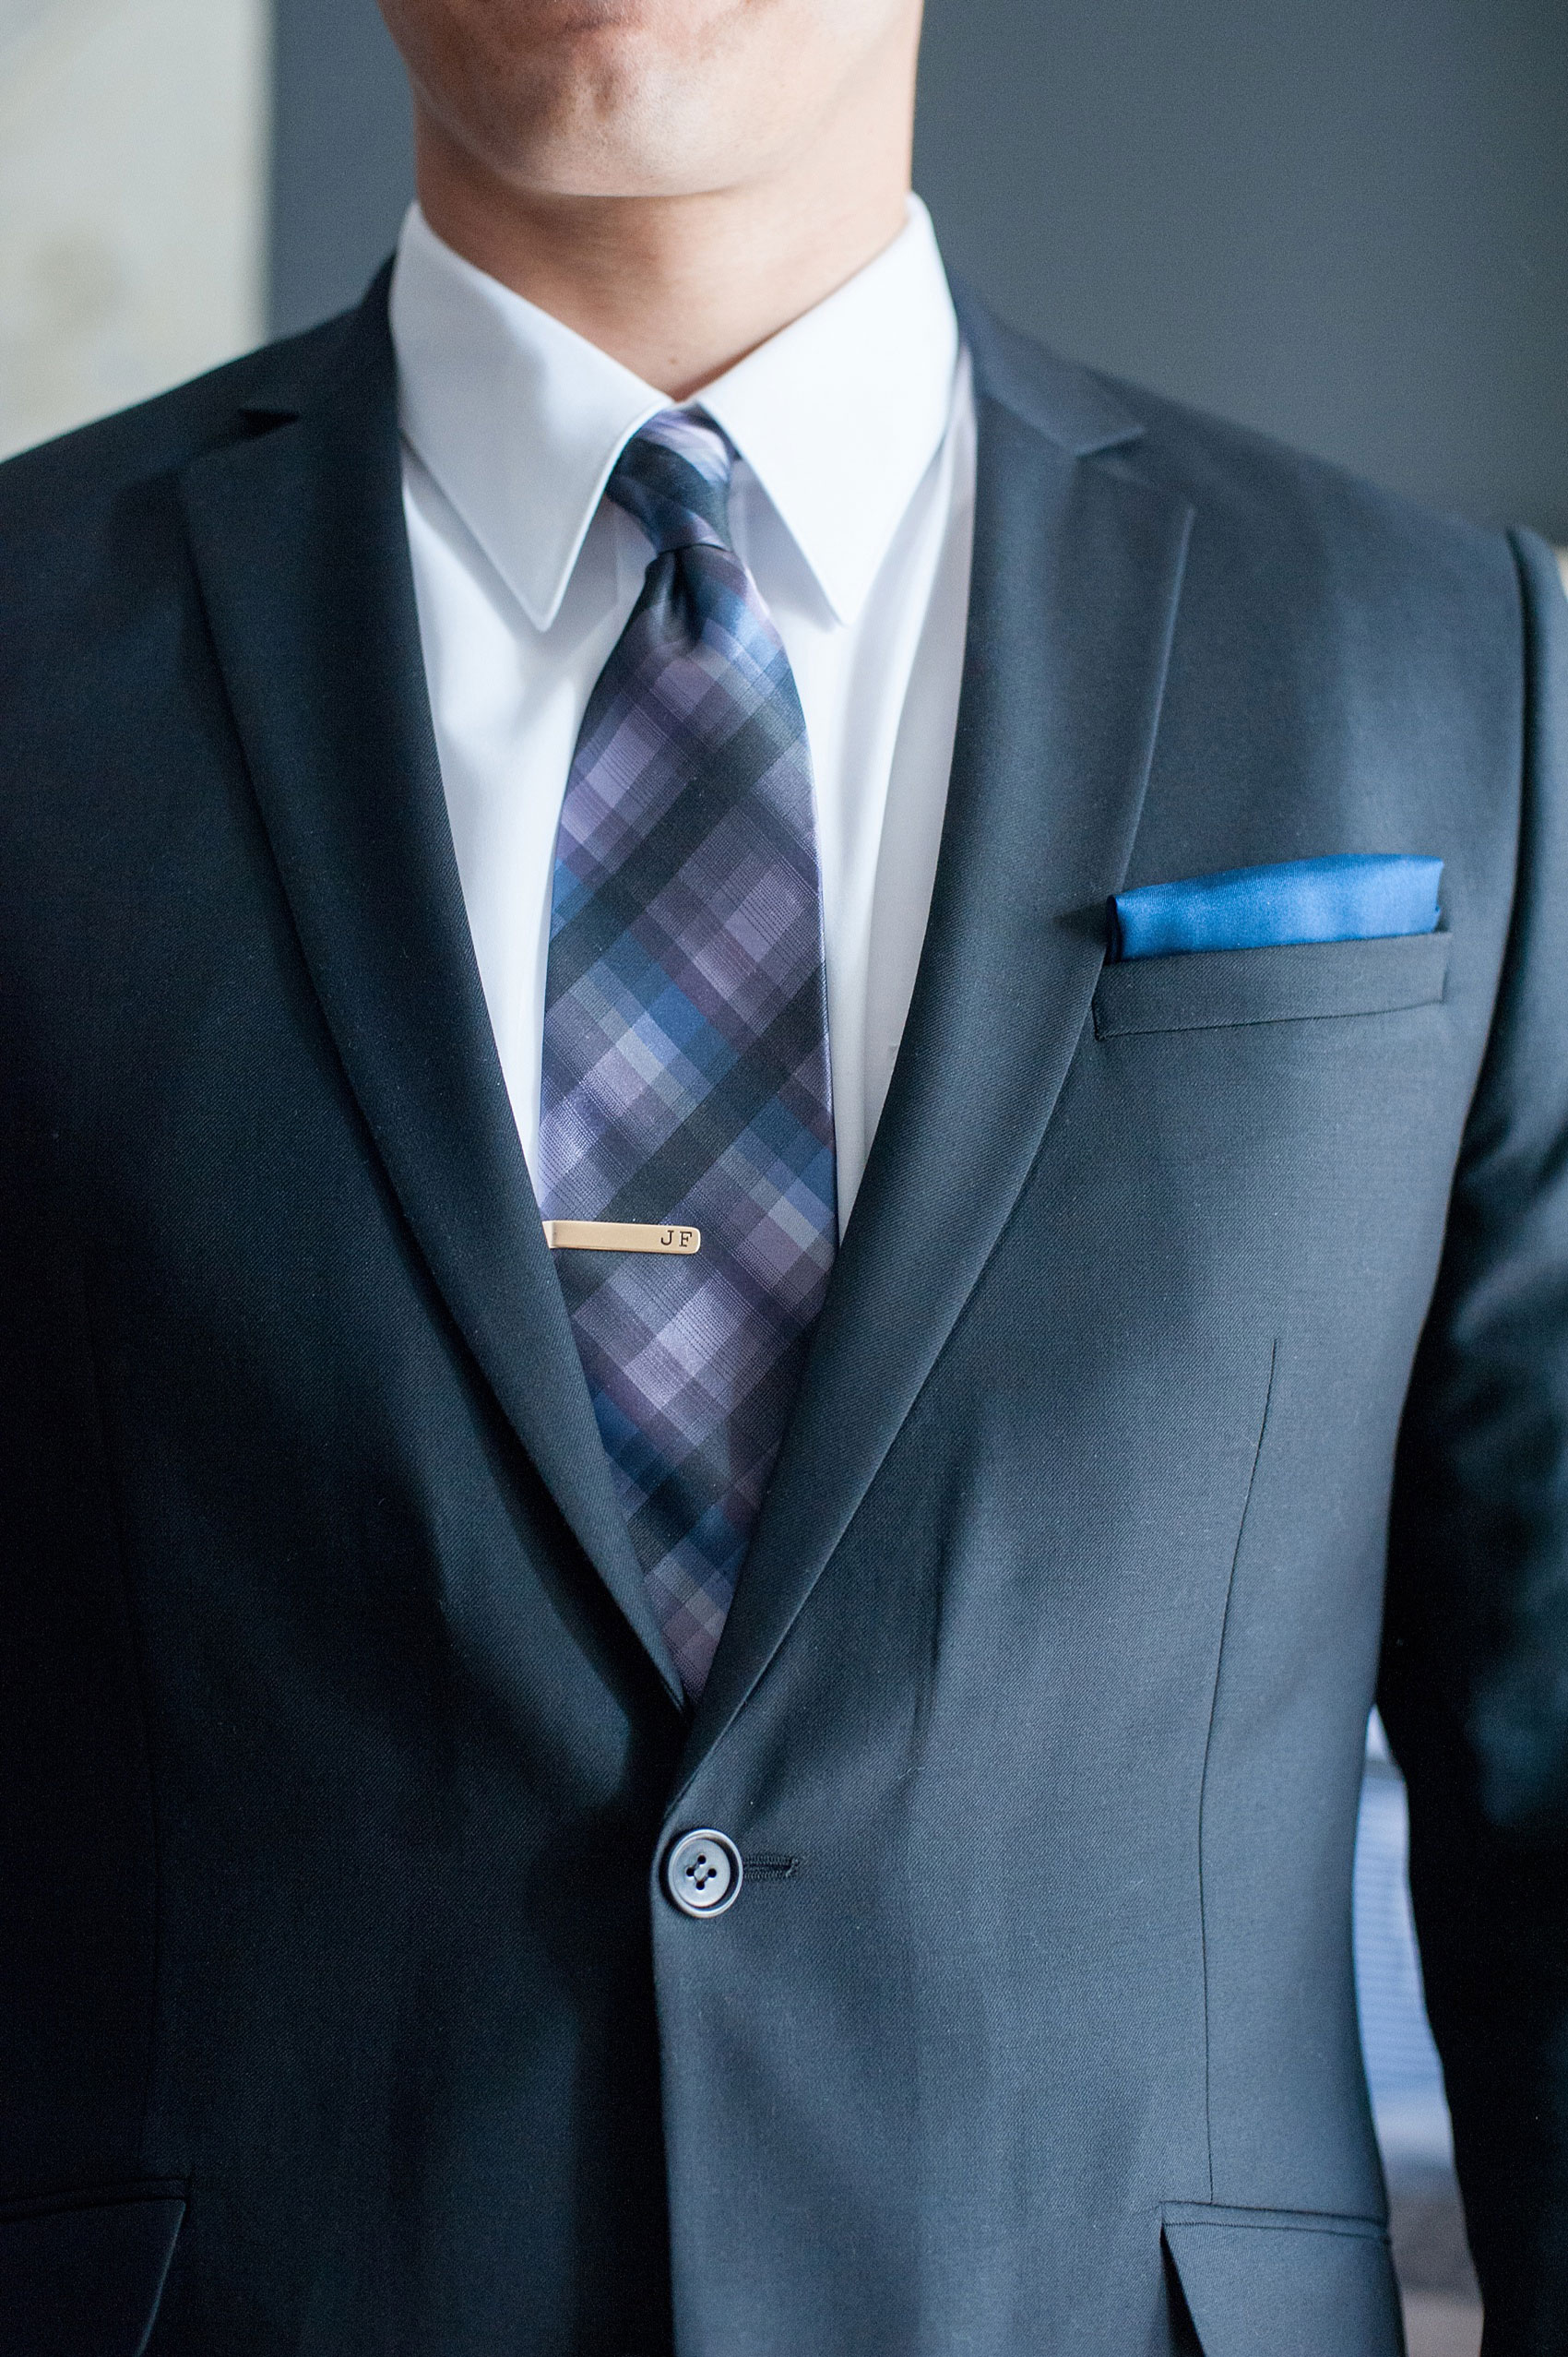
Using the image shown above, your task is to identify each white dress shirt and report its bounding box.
[390,196,975,1226]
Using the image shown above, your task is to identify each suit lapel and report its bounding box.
[179,280,684,1707]
[683,316,1194,1779]
[175,278,1188,1746]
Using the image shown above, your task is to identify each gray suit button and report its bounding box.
[664,1828,742,1918]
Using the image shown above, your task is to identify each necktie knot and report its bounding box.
[606,409,735,556]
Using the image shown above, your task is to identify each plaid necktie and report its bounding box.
[539,411,837,1698]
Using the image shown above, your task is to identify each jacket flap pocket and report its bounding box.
[0,2189,185,2357]
[1094,931,1450,1038]
[1162,2204,1402,2357]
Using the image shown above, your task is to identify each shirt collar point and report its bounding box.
[393,196,958,640]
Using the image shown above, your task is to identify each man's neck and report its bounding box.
[411,113,912,399]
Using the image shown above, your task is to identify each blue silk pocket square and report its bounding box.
[1108,853,1443,961]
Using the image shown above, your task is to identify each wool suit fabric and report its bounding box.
[1,266,1566,2355]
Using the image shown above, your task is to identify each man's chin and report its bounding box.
[435,106,765,208]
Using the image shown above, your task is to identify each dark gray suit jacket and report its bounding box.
[1,268,1564,2355]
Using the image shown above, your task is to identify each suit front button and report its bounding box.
[664,1827,743,1918]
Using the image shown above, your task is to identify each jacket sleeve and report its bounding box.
[1383,529,1568,2353]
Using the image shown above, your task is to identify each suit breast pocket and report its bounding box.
[1092,932,1450,1039]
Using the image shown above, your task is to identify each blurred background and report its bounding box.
[4,0,1563,553]
[6,4,1566,2349]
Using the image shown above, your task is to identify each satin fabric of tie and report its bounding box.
[538,411,837,1699]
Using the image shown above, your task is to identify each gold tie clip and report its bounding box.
[541,1220,701,1256]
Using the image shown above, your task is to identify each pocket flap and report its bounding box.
[1162,2204,1403,2357]
[1093,931,1450,1037]
[0,2190,185,2357]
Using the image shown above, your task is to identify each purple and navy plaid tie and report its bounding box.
[539,411,837,1698]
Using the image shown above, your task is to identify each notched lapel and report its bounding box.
[177,283,684,1708]
[683,362,1194,1781]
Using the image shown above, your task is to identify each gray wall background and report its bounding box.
[268,0,411,341]
[270,0,1567,541]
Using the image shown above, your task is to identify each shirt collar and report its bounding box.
[389,196,959,632]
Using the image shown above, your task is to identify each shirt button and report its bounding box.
[664,1827,743,1918]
